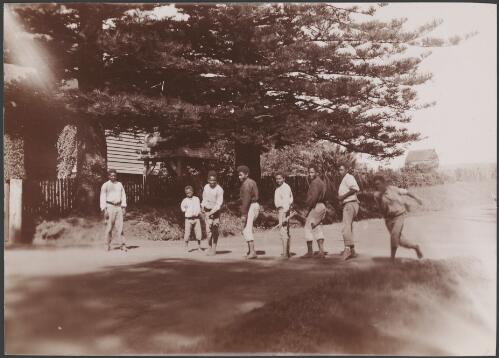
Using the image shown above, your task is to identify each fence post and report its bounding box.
[4,181,10,243]
[8,179,23,243]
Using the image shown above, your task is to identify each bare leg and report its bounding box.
[399,234,423,258]
[391,246,397,262]
[302,241,314,258]
[316,238,326,258]
[247,241,257,259]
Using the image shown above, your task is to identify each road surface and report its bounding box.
[4,205,496,355]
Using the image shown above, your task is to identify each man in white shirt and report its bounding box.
[201,171,224,256]
[100,169,127,251]
[181,185,202,251]
[274,173,294,259]
[337,165,360,260]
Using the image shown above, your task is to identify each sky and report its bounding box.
[364,3,497,168]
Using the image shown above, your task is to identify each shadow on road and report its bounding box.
[4,255,490,355]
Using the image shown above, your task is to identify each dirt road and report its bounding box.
[4,205,496,355]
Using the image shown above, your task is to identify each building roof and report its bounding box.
[405,149,439,164]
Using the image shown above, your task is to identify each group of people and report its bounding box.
[100,164,424,261]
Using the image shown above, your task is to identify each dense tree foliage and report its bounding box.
[261,141,357,177]
[5,3,469,188]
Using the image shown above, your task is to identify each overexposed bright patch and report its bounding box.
[4,5,55,88]
[200,73,225,78]
[102,18,116,30]
[125,4,189,22]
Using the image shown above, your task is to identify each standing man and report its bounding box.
[337,164,360,260]
[373,175,424,262]
[302,165,327,258]
[238,165,260,259]
[274,172,294,259]
[202,170,224,256]
[100,169,127,252]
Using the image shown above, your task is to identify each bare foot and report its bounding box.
[415,245,424,259]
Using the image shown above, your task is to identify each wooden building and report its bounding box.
[105,130,146,176]
[405,149,439,171]
[106,131,217,178]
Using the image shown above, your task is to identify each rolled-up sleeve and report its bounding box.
[347,175,360,191]
[398,187,409,195]
[100,182,107,211]
[214,187,224,212]
[120,183,127,208]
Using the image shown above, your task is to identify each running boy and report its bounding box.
[274,172,294,259]
[302,166,327,258]
[181,185,202,251]
[238,165,260,259]
[373,175,424,262]
[100,169,127,251]
[202,170,224,256]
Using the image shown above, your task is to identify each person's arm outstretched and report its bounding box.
[404,190,423,205]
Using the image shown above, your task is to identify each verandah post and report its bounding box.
[8,178,22,243]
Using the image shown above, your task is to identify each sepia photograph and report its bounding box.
[3,2,497,355]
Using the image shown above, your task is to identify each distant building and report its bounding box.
[405,149,439,171]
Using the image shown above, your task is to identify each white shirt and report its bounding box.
[181,196,201,218]
[201,184,224,212]
[100,180,127,211]
[274,182,293,212]
[338,173,360,204]
[375,186,409,218]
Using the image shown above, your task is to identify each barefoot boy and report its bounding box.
[238,165,260,259]
[373,175,424,261]
[274,172,293,259]
[202,171,224,256]
[100,169,127,251]
[181,185,202,251]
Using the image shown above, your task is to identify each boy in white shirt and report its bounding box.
[337,164,360,260]
[181,185,202,251]
[201,170,224,256]
[274,173,294,259]
[100,169,127,251]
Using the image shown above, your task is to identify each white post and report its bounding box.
[4,181,9,243]
[8,179,22,243]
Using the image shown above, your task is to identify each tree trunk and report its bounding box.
[75,117,107,214]
[73,7,108,214]
[235,142,262,182]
